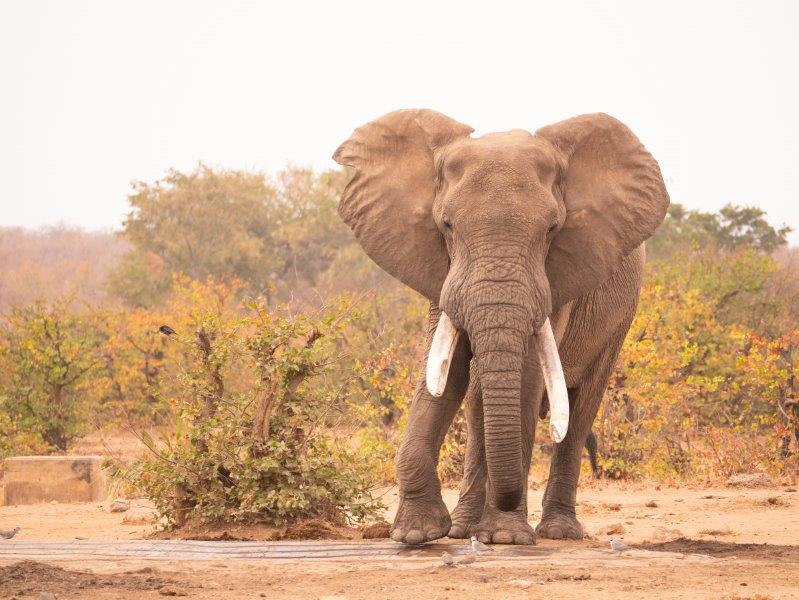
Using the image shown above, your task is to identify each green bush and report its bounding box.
[0,299,103,454]
[112,293,383,527]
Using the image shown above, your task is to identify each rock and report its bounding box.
[441,552,454,566]
[726,473,773,488]
[109,499,130,513]
[605,523,625,535]
[507,579,533,589]
[361,521,390,539]
[2,456,106,505]
[651,526,683,541]
[40,593,57,600]
[158,585,188,596]
[645,500,658,508]
[122,510,156,525]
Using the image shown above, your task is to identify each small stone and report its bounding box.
[726,473,773,488]
[605,523,625,535]
[109,499,130,513]
[441,552,455,566]
[158,585,188,596]
[645,500,658,508]
[508,579,533,589]
[122,510,155,525]
[40,593,57,600]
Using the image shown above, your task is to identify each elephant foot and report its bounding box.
[535,512,584,540]
[448,496,484,539]
[471,506,536,545]
[390,494,451,545]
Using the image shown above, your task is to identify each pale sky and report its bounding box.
[1,0,797,242]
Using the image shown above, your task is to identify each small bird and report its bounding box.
[441,551,455,566]
[470,535,494,554]
[609,536,629,554]
[0,527,20,539]
[158,325,177,336]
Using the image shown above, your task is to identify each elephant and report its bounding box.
[332,109,669,544]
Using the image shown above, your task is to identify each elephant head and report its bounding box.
[333,110,669,511]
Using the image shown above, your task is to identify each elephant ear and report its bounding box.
[537,113,669,308]
[332,109,474,302]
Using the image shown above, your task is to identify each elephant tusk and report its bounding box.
[426,311,460,397]
[537,317,569,443]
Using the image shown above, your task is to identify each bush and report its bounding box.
[112,290,384,527]
[0,299,104,453]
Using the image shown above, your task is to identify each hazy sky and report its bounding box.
[1,0,797,242]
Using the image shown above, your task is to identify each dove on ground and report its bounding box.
[441,551,455,566]
[470,535,494,554]
[609,536,629,554]
[0,527,20,539]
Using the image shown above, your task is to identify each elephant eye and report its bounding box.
[547,222,558,235]
[442,215,453,229]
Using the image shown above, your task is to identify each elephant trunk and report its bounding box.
[470,316,527,511]
[461,249,541,511]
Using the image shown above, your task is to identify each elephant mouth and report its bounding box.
[426,312,570,443]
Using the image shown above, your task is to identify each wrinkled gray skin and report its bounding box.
[333,109,669,544]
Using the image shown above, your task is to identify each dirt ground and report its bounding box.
[0,483,797,599]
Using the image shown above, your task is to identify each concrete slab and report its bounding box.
[2,456,106,505]
[0,539,712,564]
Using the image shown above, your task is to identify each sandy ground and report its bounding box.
[0,483,797,599]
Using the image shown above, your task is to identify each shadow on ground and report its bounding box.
[636,537,799,560]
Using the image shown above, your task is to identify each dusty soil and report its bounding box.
[0,483,797,599]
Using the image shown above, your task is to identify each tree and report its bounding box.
[110,164,357,307]
[0,299,103,452]
[111,165,280,306]
[648,203,791,260]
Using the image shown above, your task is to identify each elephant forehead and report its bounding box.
[439,133,559,179]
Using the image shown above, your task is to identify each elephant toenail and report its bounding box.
[404,530,425,545]
[493,531,513,544]
[448,525,466,538]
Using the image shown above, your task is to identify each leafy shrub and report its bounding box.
[0,299,104,453]
[113,290,383,527]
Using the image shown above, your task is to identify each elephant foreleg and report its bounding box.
[535,329,625,539]
[448,366,486,538]
[391,304,471,545]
